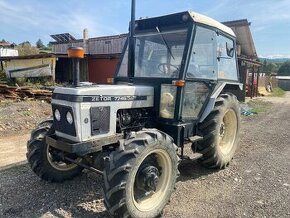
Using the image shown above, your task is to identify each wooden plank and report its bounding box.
[0,85,52,102]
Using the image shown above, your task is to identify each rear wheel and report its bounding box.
[196,93,240,168]
[26,119,83,182]
[103,130,179,218]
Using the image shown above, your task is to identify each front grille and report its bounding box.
[90,106,110,136]
[52,104,76,136]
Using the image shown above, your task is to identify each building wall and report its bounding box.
[88,36,126,55]
[88,58,119,84]
[52,41,84,54]
[278,79,290,91]
[0,48,18,57]
[2,57,56,79]
[55,57,88,83]
[52,35,127,55]
[258,76,277,88]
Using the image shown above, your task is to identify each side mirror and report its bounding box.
[217,42,235,60]
[226,42,234,57]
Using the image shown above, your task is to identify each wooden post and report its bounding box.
[256,67,260,97]
[251,66,255,99]
[238,60,247,102]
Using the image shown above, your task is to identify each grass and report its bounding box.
[247,99,273,114]
[246,88,285,114]
[250,107,268,113]
[270,87,285,97]
[23,110,32,117]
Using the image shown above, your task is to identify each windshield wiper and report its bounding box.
[155,26,175,60]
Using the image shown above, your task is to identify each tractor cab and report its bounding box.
[115,11,240,144]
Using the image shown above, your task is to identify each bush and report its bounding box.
[277,61,290,76]
[270,87,285,97]
[0,70,6,80]
[7,77,54,87]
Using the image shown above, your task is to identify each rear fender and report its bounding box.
[199,82,242,123]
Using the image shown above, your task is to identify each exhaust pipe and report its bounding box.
[127,0,136,79]
[67,46,84,87]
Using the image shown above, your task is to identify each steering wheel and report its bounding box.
[158,63,179,76]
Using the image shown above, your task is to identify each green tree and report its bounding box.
[261,59,279,75]
[36,39,45,49]
[47,42,52,48]
[267,63,277,73]
[262,59,268,73]
[277,61,290,76]
[19,41,31,46]
[16,41,39,56]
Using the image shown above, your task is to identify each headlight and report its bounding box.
[54,109,61,121]
[66,111,73,125]
[160,84,177,119]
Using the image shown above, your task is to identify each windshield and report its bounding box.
[117,28,188,78]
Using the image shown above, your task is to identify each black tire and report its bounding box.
[196,93,240,169]
[103,129,179,218]
[26,119,83,182]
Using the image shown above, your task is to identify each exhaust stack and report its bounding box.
[127,0,136,79]
[67,47,84,87]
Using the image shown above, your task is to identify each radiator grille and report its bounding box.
[90,106,110,136]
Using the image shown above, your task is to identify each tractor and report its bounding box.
[27,1,242,217]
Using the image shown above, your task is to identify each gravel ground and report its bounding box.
[0,100,51,137]
[0,94,290,218]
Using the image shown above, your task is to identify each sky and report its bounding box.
[1,0,290,58]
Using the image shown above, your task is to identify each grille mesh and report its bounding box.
[90,107,110,135]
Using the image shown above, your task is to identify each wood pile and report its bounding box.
[0,84,52,102]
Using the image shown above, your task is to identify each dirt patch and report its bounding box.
[0,134,29,169]
[0,100,51,137]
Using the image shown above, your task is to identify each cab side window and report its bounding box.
[217,35,237,80]
[187,26,217,80]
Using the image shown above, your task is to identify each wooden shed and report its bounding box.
[223,19,262,100]
[0,54,56,80]
[51,33,126,83]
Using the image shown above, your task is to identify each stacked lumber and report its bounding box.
[0,84,52,102]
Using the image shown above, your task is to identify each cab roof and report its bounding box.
[189,11,236,37]
[137,11,236,38]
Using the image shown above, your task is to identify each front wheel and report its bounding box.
[26,120,83,182]
[103,130,179,218]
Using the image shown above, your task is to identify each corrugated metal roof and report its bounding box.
[0,53,56,61]
[0,42,15,48]
[276,76,290,80]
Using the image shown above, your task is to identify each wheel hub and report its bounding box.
[219,122,225,138]
[136,164,160,193]
[46,145,80,171]
[131,149,173,213]
[218,109,238,155]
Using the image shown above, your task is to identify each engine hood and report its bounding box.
[51,84,154,142]
[52,84,154,102]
